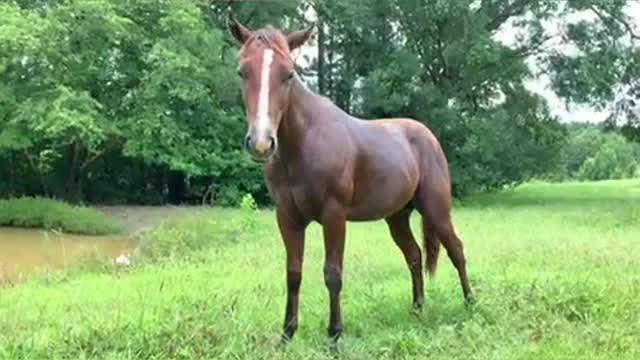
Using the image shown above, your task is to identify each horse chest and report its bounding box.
[290,172,341,220]
[267,161,349,221]
[266,162,336,221]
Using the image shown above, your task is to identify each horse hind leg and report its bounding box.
[385,206,424,310]
[434,218,473,303]
[415,184,473,304]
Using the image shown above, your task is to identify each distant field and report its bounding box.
[1,180,639,359]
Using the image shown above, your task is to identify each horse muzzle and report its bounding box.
[245,133,277,161]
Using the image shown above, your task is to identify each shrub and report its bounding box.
[575,132,639,181]
[0,197,124,235]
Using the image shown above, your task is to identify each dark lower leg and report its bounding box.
[449,245,473,303]
[324,264,342,339]
[277,209,307,343]
[321,203,346,341]
[410,260,424,309]
[439,226,472,301]
[283,271,302,340]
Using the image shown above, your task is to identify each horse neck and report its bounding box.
[277,74,314,156]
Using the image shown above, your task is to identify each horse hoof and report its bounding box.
[464,295,476,308]
[277,335,292,351]
[412,298,424,313]
[327,340,340,357]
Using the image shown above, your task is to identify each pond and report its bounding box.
[0,227,136,283]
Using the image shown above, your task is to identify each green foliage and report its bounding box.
[577,143,638,181]
[240,193,257,210]
[564,127,609,177]
[0,0,638,205]
[0,197,123,235]
[310,0,570,196]
[1,180,639,358]
[239,193,259,231]
[0,0,273,204]
[562,126,639,181]
[546,0,640,136]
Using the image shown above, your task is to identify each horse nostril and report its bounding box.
[244,136,252,151]
[268,136,276,151]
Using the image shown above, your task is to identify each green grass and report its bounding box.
[0,197,124,235]
[1,180,639,359]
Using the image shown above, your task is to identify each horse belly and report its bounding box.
[346,164,419,221]
[346,192,414,221]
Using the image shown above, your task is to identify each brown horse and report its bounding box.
[227,14,472,344]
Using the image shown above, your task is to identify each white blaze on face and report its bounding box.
[256,49,274,133]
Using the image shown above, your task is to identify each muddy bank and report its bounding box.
[0,205,207,283]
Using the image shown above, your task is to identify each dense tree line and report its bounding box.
[0,0,638,205]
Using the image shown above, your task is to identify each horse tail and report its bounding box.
[422,217,441,276]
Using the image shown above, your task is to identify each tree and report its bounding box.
[0,0,300,204]
[571,128,640,181]
[306,0,569,195]
[545,0,640,142]
[1,0,637,204]
[0,1,124,200]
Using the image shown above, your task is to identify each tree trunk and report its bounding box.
[167,170,185,204]
[317,20,326,95]
[67,174,85,204]
[9,151,16,197]
[327,30,335,101]
[64,142,85,203]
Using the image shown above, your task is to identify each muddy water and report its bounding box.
[0,227,136,282]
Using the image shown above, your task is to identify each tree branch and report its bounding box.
[589,5,640,41]
[79,137,123,172]
[434,20,449,80]
[211,1,234,17]
[481,0,532,32]
[511,33,556,58]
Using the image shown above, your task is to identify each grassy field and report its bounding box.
[0,197,124,235]
[1,180,639,359]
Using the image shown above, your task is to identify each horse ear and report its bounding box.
[287,24,315,51]
[227,11,252,44]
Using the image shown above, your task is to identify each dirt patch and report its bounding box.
[94,205,206,234]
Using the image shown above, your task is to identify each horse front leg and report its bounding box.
[321,202,347,343]
[276,208,308,344]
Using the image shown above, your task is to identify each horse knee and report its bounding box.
[323,264,342,294]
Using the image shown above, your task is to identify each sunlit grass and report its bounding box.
[0,180,639,359]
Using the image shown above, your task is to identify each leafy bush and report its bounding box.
[577,146,637,181]
[238,193,259,232]
[566,127,639,181]
[564,127,606,177]
[0,197,124,235]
